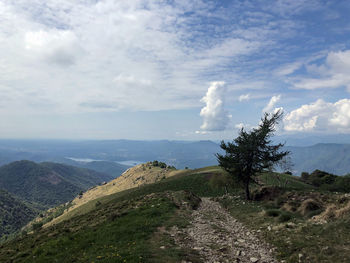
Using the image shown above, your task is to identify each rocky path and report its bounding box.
[172,197,278,263]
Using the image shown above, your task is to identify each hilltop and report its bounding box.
[42,162,184,227]
[1,164,349,262]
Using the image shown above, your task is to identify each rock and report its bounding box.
[250,257,259,262]
[286,222,296,228]
[160,246,165,249]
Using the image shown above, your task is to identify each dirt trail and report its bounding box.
[173,197,278,263]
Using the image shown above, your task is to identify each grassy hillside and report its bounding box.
[0,165,349,262]
[43,163,188,227]
[0,190,38,238]
[0,160,112,208]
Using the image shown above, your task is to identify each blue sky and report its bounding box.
[1,0,350,140]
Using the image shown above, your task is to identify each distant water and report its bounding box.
[66,157,143,166]
[115,160,144,166]
[66,157,102,163]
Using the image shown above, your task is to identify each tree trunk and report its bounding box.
[245,181,251,200]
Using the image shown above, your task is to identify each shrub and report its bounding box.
[278,211,293,222]
[32,222,43,231]
[265,209,281,217]
[301,172,310,181]
[159,162,167,168]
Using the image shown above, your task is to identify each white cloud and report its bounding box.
[195,130,210,135]
[263,95,281,113]
[199,82,230,131]
[238,93,251,102]
[275,62,302,76]
[293,50,350,91]
[284,99,350,132]
[0,0,298,115]
[25,29,82,65]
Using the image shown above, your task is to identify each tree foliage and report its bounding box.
[216,110,289,200]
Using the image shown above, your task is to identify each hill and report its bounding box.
[66,160,131,178]
[0,190,38,238]
[0,160,113,208]
[43,162,184,227]
[0,165,349,262]
[286,143,350,175]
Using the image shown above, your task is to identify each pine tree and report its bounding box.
[216,110,289,200]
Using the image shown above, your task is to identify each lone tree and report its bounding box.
[216,110,289,200]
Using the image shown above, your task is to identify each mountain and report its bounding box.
[0,160,113,208]
[2,139,350,176]
[64,160,131,178]
[0,190,38,238]
[0,139,222,169]
[286,143,350,175]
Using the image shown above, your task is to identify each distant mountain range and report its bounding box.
[286,143,350,175]
[0,139,350,175]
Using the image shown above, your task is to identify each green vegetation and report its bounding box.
[217,110,289,199]
[1,164,349,262]
[151,160,175,169]
[0,190,38,240]
[0,160,112,208]
[301,169,350,192]
[219,190,350,263]
[0,160,114,239]
[0,190,201,263]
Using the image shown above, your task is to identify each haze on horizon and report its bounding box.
[1,0,350,141]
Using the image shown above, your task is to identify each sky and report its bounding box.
[1,0,350,140]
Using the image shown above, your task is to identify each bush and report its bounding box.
[32,222,43,231]
[159,162,167,168]
[265,209,281,217]
[301,170,337,186]
[278,211,293,222]
[301,172,310,181]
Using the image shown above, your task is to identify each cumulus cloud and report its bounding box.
[293,50,350,91]
[263,95,281,113]
[199,82,230,131]
[284,99,350,132]
[238,93,251,102]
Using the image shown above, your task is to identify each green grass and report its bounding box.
[0,191,201,263]
[259,172,313,190]
[2,165,349,262]
[219,193,350,263]
[0,166,228,263]
[46,166,235,225]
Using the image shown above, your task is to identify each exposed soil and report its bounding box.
[171,197,278,263]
